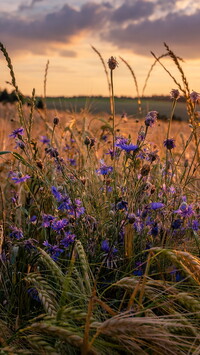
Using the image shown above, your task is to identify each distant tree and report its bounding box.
[36,98,44,109]
[0,89,9,102]
[9,90,18,103]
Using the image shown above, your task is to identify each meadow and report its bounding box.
[0,42,200,354]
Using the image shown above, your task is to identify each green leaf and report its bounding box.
[11,152,34,169]
[0,151,11,155]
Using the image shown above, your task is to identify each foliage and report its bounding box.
[0,42,199,354]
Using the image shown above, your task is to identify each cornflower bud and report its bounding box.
[108,56,118,70]
[53,117,59,125]
[170,89,180,100]
[141,164,150,177]
[84,136,91,146]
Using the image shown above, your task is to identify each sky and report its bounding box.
[0,0,200,97]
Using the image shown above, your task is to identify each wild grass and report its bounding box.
[0,42,199,354]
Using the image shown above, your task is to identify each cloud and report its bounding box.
[0,0,200,59]
[19,0,44,11]
[0,2,110,54]
[102,5,200,58]
[59,49,77,57]
[111,0,155,22]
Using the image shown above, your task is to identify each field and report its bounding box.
[0,43,200,354]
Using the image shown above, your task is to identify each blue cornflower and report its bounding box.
[145,111,158,127]
[15,140,25,150]
[101,134,108,142]
[101,240,110,252]
[29,215,37,223]
[96,164,113,176]
[51,186,62,202]
[149,202,165,210]
[133,262,143,276]
[116,200,128,211]
[43,241,63,261]
[151,224,159,236]
[69,159,76,166]
[174,202,194,218]
[24,239,37,250]
[51,218,68,232]
[40,136,50,144]
[115,136,128,145]
[192,220,199,231]
[10,226,24,239]
[60,232,76,248]
[101,240,118,254]
[42,214,56,228]
[27,288,40,302]
[9,127,24,138]
[11,174,31,184]
[163,138,176,150]
[171,219,182,230]
[45,146,59,157]
[116,143,139,152]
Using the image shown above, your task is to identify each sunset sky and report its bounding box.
[1,0,200,97]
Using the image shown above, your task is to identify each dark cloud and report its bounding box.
[103,8,200,58]
[0,0,200,59]
[0,2,110,54]
[111,0,155,22]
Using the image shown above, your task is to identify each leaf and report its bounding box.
[0,151,11,155]
[11,152,34,169]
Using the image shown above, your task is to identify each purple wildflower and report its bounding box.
[9,127,24,138]
[60,232,76,247]
[101,240,117,254]
[170,89,180,100]
[190,91,200,103]
[145,111,158,127]
[69,159,76,166]
[164,138,176,150]
[27,288,40,302]
[151,224,159,236]
[43,241,63,261]
[116,143,139,152]
[40,136,50,144]
[116,200,128,211]
[133,262,143,276]
[115,136,128,145]
[174,202,194,218]
[96,161,113,176]
[24,238,38,250]
[171,219,182,230]
[51,186,62,202]
[149,202,165,210]
[45,146,59,157]
[192,220,199,231]
[10,226,24,239]
[29,215,37,223]
[42,214,56,228]
[11,174,31,184]
[51,219,68,232]
[15,140,25,150]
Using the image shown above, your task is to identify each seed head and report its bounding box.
[141,164,150,177]
[53,117,59,125]
[108,56,118,70]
